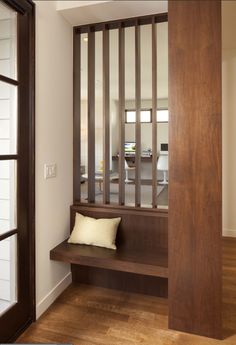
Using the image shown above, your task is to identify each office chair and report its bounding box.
[157,153,168,184]
[125,159,135,183]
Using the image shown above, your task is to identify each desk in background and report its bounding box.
[112,155,160,180]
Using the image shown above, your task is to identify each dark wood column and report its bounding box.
[168,0,222,339]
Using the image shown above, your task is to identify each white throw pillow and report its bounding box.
[68,212,121,250]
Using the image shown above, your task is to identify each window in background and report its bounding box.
[125,109,168,123]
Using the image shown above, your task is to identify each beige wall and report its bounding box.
[222,1,236,237]
[222,48,236,236]
[35,1,73,318]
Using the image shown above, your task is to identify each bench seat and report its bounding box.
[50,240,168,278]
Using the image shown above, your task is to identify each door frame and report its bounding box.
[0,0,35,341]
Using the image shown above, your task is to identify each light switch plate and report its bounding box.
[44,164,57,179]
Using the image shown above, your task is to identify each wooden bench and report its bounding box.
[50,204,168,296]
[50,240,168,278]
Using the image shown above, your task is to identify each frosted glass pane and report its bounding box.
[0,2,17,79]
[0,119,9,138]
[0,82,17,154]
[0,234,17,316]
[0,160,17,234]
[0,99,10,118]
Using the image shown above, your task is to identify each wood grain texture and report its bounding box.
[168,0,222,339]
[72,265,168,298]
[135,23,141,207]
[73,31,81,202]
[18,238,236,345]
[50,241,168,278]
[54,204,169,295]
[87,30,95,203]
[70,204,168,251]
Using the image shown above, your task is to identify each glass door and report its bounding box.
[0,0,35,342]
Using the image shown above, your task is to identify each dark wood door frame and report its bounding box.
[0,0,35,342]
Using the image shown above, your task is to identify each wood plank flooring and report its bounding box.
[18,237,236,345]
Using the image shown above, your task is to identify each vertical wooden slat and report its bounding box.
[88,30,95,203]
[73,31,81,202]
[103,28,110,204]
[135,24,141,207]
[152,20,157,208]
[168,0,222,339]
[118,26,125,205]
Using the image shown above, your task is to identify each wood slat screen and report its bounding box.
[135,24,141,207]
[73,32,81,202]
[87,30,95,203]
[73,13,168,209]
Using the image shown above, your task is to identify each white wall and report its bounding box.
[35,0,73,318]
[222,49,236,237]
[222,1,236,237]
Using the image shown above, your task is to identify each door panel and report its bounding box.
[0,0,35,342]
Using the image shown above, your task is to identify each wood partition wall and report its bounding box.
[168,0,222,339]
[71,0,222,340]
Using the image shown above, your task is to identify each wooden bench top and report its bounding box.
[50,240,168,279]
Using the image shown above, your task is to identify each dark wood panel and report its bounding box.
[73,32,81,202]
[70,204,168,252]
[135,24,141,207]
[87,30,95,203]
[72,265,168,298]
[50,241,168,278]
[168,0,222,339]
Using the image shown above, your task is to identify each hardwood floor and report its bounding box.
[18,237,236,345]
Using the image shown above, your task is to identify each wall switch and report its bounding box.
[44,164,57,179]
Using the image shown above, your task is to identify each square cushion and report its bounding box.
[68,212,121,250]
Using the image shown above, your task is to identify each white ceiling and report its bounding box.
[57,1,109,11]
[57,1,168,26]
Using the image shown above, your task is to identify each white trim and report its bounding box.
[223,228,236,238]
[36,272,72,319]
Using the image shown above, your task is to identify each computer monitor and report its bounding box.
[160,143,168,152]
[124,142,136,155]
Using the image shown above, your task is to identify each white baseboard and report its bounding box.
[223,228,236,238]
[36,272,72,319]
